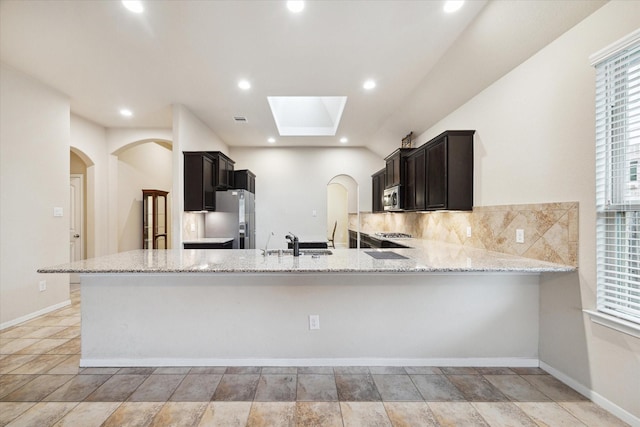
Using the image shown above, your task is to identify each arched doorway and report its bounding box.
[327,174,359,248]
[112,139,173,252]
[70,147,94,286]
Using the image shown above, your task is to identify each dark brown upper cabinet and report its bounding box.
[212,152,235,190]
[184,152,216,211]
[424,130,474,211]
[384,148,413,188]
[234,169,256,194]
[183,151,238,211]
[376,130,474,212]
[404,147,426,211]
[371,168,385,212]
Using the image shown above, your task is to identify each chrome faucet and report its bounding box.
[262,231,275,256]
[285,232,300,257]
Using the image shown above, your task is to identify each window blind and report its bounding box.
[595,36,640,324]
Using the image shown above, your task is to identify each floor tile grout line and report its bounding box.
[556,401,602,426]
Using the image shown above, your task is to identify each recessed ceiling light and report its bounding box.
[268,137,276,144]
[443,0,464,13]
[119,108,133,117]
[340,137,348,144]
[238,80,251,90]
[287,1,305,13]
[122,0,144,14]
[363,79,376,90]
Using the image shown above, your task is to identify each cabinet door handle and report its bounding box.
[73,234,80,238]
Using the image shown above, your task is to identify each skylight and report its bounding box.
[267,96,347,136]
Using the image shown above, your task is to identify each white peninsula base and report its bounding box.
[80,272,542,367]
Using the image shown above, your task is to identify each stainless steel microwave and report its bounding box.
[383,185,402,211]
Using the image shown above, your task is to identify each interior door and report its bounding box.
[70,175,83,283]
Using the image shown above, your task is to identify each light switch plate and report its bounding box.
[309,314,320,330]
[53,207,63,217]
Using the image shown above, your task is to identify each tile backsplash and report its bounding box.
[182,212,205,241]
[350,202,578,266]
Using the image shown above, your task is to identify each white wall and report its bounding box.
[415,2,640,420]
[0,63,70,327]
[117,142,173,251]
[230,146,382,249]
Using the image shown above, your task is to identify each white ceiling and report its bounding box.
[0,0,606,156]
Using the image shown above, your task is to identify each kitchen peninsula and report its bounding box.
[39,244,573,368]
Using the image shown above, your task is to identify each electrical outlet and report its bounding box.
[39,280,47,292]
[312,210,317,217]
[309,314,320,330]
[53,207,63,217]
[190,223,196,232]
[466,226,472,238]
[516,229,525,243]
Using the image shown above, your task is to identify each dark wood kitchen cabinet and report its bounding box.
[374,130,474,212]
[211,152,235,189]
[404,147,426,211]
[234,169,256,194]
[184,151,239,211]
[425,130,474,211]
[384,148,413,188]
[183,152,216,211]
[371,168,385,212]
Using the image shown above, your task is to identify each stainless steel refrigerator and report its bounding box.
[205,189,255,249]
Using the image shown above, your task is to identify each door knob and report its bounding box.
[73,234,80,238]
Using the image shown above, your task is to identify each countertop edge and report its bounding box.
[38,267,576,274]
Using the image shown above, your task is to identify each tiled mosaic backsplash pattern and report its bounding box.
[350,202,578,266]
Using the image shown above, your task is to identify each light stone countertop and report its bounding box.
[39,240,575,274]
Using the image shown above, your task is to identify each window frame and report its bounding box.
[588,30,640,331]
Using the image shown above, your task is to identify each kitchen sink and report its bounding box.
[265,249,333,256]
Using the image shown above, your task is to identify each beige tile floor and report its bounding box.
[0,289,630,427]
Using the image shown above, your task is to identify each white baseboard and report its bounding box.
[79,356,539,368]
[0,299,71,330]
[540,361,640,427]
